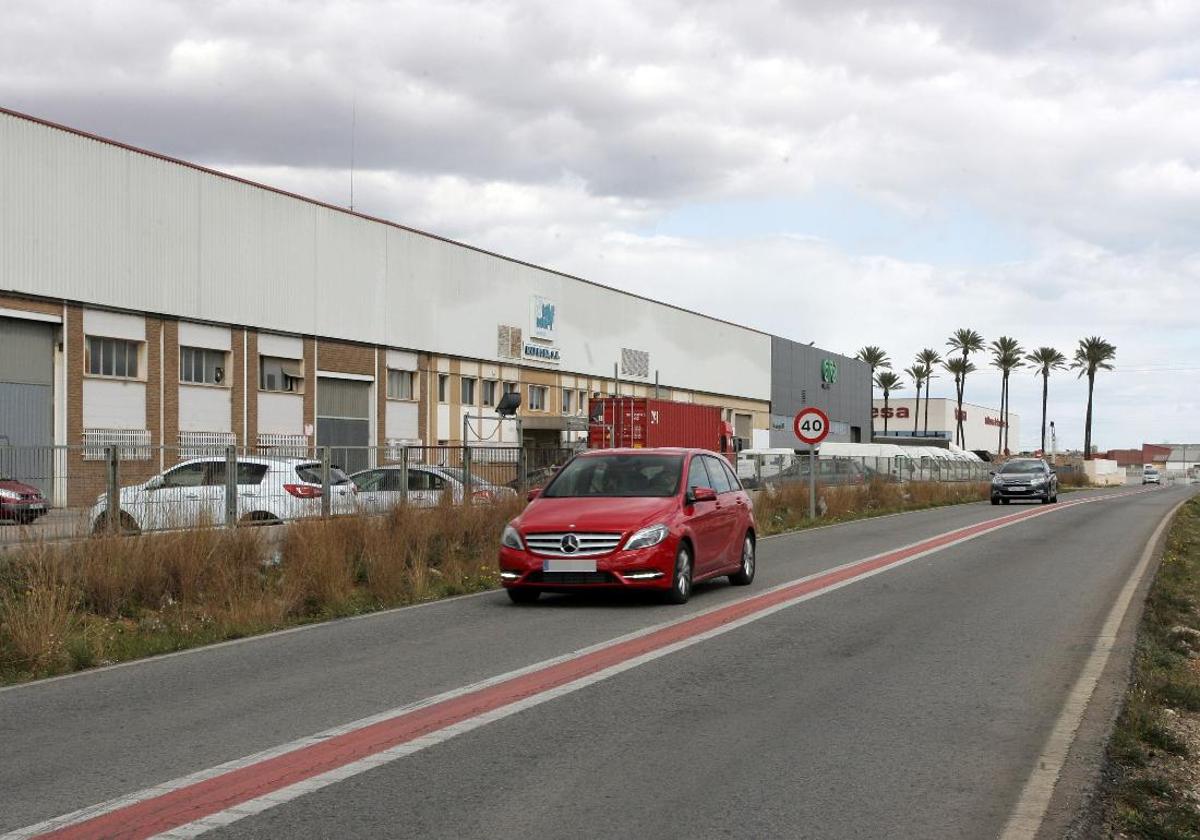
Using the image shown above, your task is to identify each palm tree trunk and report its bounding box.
[924,387,931,436]
[913,380,920,434]
[1083,372,1095,460]
[1002,372,1010,454]
[957,374,966,447]
[1040,372,1048,454]
[883,392,889,434]
[868,366,875,440]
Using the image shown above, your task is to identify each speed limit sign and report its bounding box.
[793,407,830,446]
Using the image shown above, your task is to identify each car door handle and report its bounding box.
[184,493,200,499]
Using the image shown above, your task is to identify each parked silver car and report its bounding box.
[350,464,517,510]
[990,458,1058,505]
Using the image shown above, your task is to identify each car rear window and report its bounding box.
[295,464,351,485]
[543,454,683,498]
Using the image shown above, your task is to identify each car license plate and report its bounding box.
[29,503,45,511]
[543,559,597,573]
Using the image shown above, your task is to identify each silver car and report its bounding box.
[350,464,516,510]
[990,458,1059,505]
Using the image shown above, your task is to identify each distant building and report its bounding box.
[872,397,1019,454]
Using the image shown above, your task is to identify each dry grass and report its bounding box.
[756,478,990,535]
[0,498,521,684]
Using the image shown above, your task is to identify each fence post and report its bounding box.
[400,445,409,506]
[517,446,528,494]
[463,444,473,506]
[320,446,332,517]
[224,444,238,528]
[755,455,762,488]
[105,445,120,534]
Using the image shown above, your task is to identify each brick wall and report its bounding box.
[302,337,315,435]
[376,348,387,448]
[317,338,374,375]
[0,293,62,317]
[162,319,179,455]
[246,331,259,445]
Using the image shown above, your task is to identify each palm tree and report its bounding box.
[941,357,975,446]
[989,336,1024,455]
[856,346,892,439]
[1071,337,1117,460]
[946,329,985,447]
[1025,347,1067,456]
[915,348,942,436]
[874,371,903,435]
[903,364,926,434]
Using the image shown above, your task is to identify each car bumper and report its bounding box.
[0,499,50,520]
[991,484,1048,498]
[498,539,677,590]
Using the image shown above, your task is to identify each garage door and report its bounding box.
[316,377,371,475]
[0,317,55,494]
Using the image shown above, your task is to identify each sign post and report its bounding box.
[793,407,831,519]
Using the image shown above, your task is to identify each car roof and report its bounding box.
[171,456,318,468]
[575,448,706,457]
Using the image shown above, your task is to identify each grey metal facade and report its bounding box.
[317,377,371,473]
[0,317,55,492]
[769,337,872,448]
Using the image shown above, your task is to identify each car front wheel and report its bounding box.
[729,534,755,586]
[665,545,693,604]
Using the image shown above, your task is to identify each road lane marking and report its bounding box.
[998,491,1194,840]
[2,488,1158,840]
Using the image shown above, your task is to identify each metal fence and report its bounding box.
[735,452,990,490]
[0,444,576,545]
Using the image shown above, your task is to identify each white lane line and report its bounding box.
[998,492,1194,840]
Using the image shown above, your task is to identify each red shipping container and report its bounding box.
[587,397,735,456]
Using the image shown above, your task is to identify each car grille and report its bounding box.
[526,571,616,585]
[524,532,623,557]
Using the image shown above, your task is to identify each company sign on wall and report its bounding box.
[524,295,560,364]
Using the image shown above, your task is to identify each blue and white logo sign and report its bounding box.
[530,295,556,342]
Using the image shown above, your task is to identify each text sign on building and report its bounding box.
[530,295,556,342]
[523,343,561,363]
[793,407,830,446]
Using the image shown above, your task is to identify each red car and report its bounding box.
[499,448,756,604]
[0,476,50,524]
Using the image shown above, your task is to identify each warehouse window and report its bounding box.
[562,389,573,415]
[482,380,498,407]
[461,376,476,405]
[260,356,304,393]
[387,369,415,400]
[438,374,449,403]
[180,347,228,386]
[504,381,518,395]
[528,385,547,412]
[86,336,141,379]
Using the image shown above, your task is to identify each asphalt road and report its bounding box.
[0,484,1193,839]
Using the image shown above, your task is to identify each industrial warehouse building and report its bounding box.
[0,107,870,505]
[872,397,1020,453]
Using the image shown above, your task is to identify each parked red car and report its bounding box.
[498,449,756,604]
[0,476,50,524]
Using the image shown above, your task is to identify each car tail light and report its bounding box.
[472,489,495,503]
[284,483,323,499]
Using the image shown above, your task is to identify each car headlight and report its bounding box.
[501,524,524,551]
[0,488,20,500]
[1031,475,1046,485]
[991,475,1003,485]
[624,523,669,551]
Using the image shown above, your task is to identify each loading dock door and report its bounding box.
[0,317,55,495]
[316,377,371,474]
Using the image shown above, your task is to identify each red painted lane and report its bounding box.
[38,500,1087,840]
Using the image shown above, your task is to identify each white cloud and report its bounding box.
[1,0,1198,449]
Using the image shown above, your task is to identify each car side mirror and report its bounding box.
[988,470,996,476]
[526,487,542,502]
[689,486,717,503]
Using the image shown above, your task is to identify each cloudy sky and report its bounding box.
[3,0,1198,451]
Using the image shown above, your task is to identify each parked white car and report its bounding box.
[90,456,357,533]
[350,464,517,510]
[1142,466,1161,485]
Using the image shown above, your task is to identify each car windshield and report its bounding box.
[542,454,683,498]
[294,464,352,485]
[436,467,499,488]
[1000,460,1044,474]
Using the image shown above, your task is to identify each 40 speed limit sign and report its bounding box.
[793,407,830,446]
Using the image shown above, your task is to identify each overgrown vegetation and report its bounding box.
[0,500,520,684]
[1097,497,1200,839]
[756,478,991,536]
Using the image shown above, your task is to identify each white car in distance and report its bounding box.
[91,456,356,533]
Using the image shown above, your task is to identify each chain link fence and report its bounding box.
[0,444,575,546]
